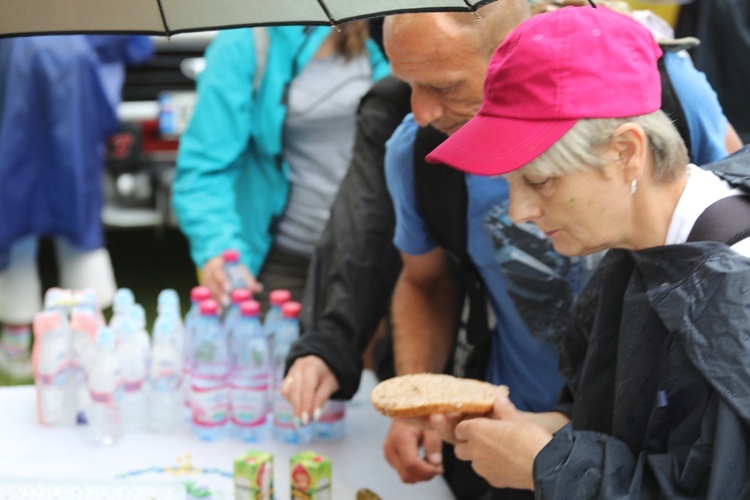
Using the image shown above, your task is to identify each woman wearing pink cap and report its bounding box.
[425,5,750,497]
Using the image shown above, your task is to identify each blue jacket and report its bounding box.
[172,27,390,274]
[0,36,153,271]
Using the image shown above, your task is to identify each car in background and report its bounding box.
[103,32,214,229]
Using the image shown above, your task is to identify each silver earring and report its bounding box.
[630,179,638,195]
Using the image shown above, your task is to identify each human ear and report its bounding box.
[609,123,647,183]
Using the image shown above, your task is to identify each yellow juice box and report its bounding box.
[290,451,331,500]
[234,450,273,500]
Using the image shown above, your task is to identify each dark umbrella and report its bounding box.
[2,0,497,38]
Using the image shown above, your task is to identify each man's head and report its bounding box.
[383,1,529,136]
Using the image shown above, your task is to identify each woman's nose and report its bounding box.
[508,186,542,224]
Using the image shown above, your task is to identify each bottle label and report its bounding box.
[191,383,229,427]
[152,369,182,392]
[90,384,124,405]
[230,383,268,427]
[272,392,295,429]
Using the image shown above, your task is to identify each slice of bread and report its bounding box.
[370,373,509,418]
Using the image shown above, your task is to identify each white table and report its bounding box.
[0,370,454,500]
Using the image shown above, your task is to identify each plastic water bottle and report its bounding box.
[73,288,106,326]
[109,288,135,343]
[118,308,149,432]
[190,299,230,441]
[264,289,291,373]
[87,327,124,445]
[155,289,184,362]
[222,249,246,291]
[69,307,99,424]
[229,300,269,442]
[224,288,252,334]
[149,311,184,433]
[272,301,312,444]
[32,309,75,426]
[157,288,182,317]
[184,286,212,419]
[315,400,346,440]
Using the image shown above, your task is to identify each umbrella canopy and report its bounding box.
[3,0,497,38]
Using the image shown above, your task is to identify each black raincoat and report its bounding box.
[534,241,750,497]
[286,76,410,399]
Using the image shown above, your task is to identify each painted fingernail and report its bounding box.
[313,407,322,422]
[429,453,442,465]
[301,411,310,426]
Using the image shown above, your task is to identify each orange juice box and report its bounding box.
[290,451,331,500]
[234,450,273,500]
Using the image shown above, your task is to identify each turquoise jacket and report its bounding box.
[173,26,390,274]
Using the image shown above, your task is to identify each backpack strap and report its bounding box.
[413,126,491,379]
[658,55,693,161]
[687,194,750,245]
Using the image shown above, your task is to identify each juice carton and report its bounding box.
[290,451,331,500]
[234,450,273,500]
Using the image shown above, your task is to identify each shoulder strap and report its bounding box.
[252,27,269,95]
[687,195,750,246]
[657,55,693,162]
[413,126,491,379]
[413,125,469,262]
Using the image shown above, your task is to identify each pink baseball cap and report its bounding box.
[426,6,663,176]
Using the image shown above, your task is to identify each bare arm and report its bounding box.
[726,122,744,154]
[384,247,457,484]
[392,247,457,375]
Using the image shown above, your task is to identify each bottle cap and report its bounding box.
[231,288,252,304]
[191,286,211,302]
[240,300,261,317]
[199,299,219,316]
[269,289,292,306]
[157,289,180,312]
[223,249,240,263]
[281,301,302,319]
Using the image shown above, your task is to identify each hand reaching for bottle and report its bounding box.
[201,256,262,306]
[282,355,340,426]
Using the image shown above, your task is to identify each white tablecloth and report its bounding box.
[0,370,454,500]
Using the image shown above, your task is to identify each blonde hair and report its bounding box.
[522,110,689,182]
[333,20,369,60]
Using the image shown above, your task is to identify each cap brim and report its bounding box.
[426,113,578,176]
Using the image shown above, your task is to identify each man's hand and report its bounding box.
[453,396,553,491]
[383,419,444,483]
[201,255,261,305]
[281,355,340,426]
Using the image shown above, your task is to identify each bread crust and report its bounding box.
[370,373,510,418]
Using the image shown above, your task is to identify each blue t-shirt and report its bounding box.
[663,50,728,165]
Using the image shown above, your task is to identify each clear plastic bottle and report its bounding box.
[224,288,252,334]
[69,306,99,424]
[118,308,149,432]
[32,309,75,426]
[314,400,346,440]
[190,299,230,441]
[272,301,312,444]
[183,286,211,419]
[155,289,184,366]
[222,249,246,291]
[148,310,184,433]
[87,327,124,445]
[263,289,291,376]
[229,300,269,442]
[109,288,135,343]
